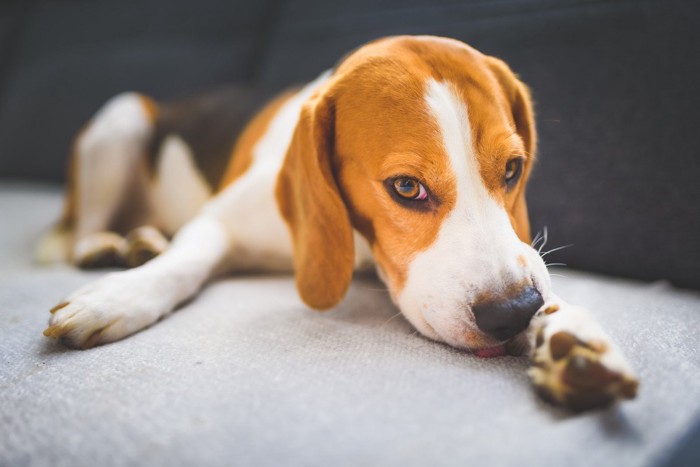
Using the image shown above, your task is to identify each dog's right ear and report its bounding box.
[486,56,537,244]
[276,86,355,310]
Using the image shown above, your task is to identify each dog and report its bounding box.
[37,35,638,411]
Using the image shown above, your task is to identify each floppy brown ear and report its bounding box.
[486,56,537,244]
[276,90,355,310]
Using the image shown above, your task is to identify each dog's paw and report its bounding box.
[74,232,127,269]
[125,225,169,268]
[528,304,639,412]
[43,270,168,349]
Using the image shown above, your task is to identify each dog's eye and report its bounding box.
[504,158,524,189]
[392,177,428,200]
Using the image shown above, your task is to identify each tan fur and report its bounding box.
[485,56,537,244]
[46,36,537,304]
[275,36,537,302]
[275,87,356,309]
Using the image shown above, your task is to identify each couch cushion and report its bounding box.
[1,184,699,466]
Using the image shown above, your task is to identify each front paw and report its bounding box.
[43,270,166,349]
[528,305,639,412]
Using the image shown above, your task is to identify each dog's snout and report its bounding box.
[472,287,544,341]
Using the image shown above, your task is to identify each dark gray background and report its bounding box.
[0,0,698,290]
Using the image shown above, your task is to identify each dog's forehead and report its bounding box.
[333,36,519,178]
[336,36,500,104]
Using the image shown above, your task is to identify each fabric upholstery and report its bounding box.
[1,185,699,466]
[0,0,697,288]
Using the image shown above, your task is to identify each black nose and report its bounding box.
[472,287,544,341]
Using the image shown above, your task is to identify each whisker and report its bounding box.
[546,262,567,268]
[380,311,403,327]
[549,273,569,278]
[540,243,574,257]
[537,226,549,254]
[531,230,543,248]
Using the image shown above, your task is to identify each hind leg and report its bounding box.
[74,226,170,269]
[69,92,157,268]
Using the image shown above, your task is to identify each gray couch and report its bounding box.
[2,187,700,466]
[1,1,700,465]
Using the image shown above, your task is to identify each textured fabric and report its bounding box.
[1,185,699,467]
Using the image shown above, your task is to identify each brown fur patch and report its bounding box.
[219,90,296,190]
[148,87,280,191]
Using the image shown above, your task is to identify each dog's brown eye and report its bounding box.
[505,158,524,189]
[393,177,427,200]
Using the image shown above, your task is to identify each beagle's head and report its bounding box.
[277,36,551,354]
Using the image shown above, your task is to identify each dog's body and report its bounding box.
[39,36,638,411]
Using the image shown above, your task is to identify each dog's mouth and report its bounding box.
[471,332,530,358]
[472,344,507,358]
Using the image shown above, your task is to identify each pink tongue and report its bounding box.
[473,344,507,358]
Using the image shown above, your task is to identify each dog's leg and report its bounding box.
[71,93,155,268]
[527,295,639,411]
[44,216,229,349]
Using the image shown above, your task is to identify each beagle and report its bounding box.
[38,36,638,411]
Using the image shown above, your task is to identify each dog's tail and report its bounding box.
[35,141,79,265]
[35,220,72,265]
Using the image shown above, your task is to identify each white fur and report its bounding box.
[396,79,550,350]
[46,65,636,403]
[48,216,229,345]
[202,71,332,271]
[47,69,630,388]
[73,92,153,254]
[152,135,212,236]
[50,72,336,344]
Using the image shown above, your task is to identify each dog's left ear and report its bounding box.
[276,84,355,310]
[486,56,537,244]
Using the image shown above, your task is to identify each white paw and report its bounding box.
[44,269,171,349]
[528,304,639,411]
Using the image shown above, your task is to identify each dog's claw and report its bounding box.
[50,301,69,314]
[42,269,170,349]
[80,326,108,350]
[43,324,63,338]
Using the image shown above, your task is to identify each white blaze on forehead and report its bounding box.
[396,78,531,345]
[423,79,491,209]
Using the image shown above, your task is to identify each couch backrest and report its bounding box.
[0,0,698,290]
[0,0,276,180]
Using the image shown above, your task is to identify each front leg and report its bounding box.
[527,296,639,412]
[44,217,230,349]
